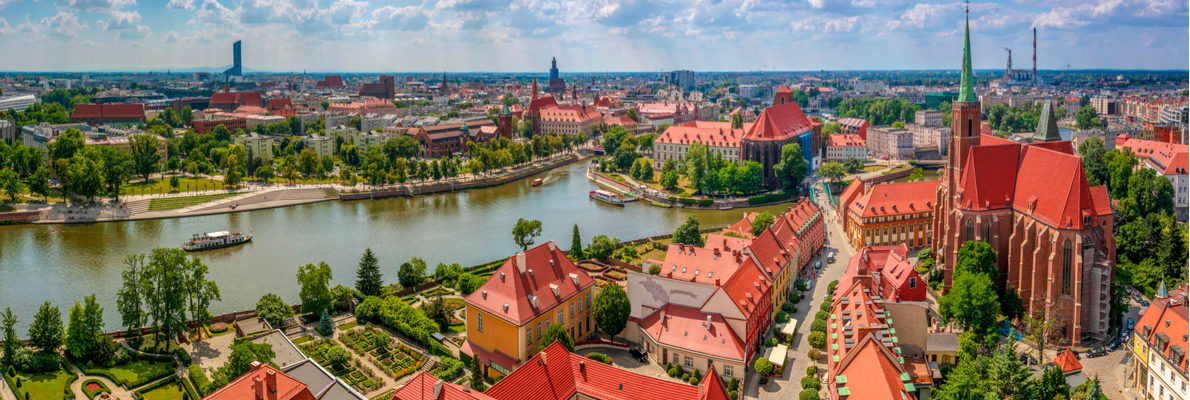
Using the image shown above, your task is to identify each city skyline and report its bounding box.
[0,0,1186,73]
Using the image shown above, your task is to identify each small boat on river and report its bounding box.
[589,190,625,206]
[182,231,252,252]
[531,178,544,187]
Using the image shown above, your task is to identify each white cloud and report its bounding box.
[371,5,430,31]
[55,0,135,12]
[167,0,196,11]
[42,11,89,37]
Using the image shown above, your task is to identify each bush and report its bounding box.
[188,364,212,396]
[810,320,827,334]
[681,373,690,381]
[649,264,662,275]
[678,198,696,206]
[806,366,817,376]
[781,302,795,313]
[727,378,739,391]
[747,192,791,205]
[801,375,821,390]
[585,353,613,365]
[808,331,827,348]
[697,199,714,207]
[808,349,822,360]
[800,388,820,400]
[317,311,334,336]
[818,302,831,313]
[175,348,192,366]
[775,311,790,324]
[754,358,774,376]
[765,337,778,348]
[430,357,465,381]
[827,280,839,293]
[796,280,808,291]
[815,310,829,322]
[789,291,801,304]
[355,296,450,355]
[729,390,739,399]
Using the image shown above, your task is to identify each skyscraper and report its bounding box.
[224,40,242,77]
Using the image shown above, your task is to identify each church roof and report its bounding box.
[957,9,976,102]
[1034,100,1062,141]
[743,102,814,142]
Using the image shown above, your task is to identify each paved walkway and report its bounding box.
[744,177,856,400]
[67,362,135,400]
[0,375,15,400]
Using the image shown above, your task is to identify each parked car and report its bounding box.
[1127,317,1136,331]
[628,348,648,363]
[1086,347,1107,358]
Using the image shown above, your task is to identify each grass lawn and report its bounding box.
[10,368,76,400]
[147,193,238,211]
[135,336,181,354]
[139,380,186,400]
[82,358,175,388]
[292,336,314,345]
[337,321,359,331]
[446,323,466,334]
[122,176,224,195]
[862,164,887,172]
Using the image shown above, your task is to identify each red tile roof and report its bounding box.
[484,342,728,400]
[1116,134,1189,175]
[827,134,865,147]
[958,143,1021,211]
[638,304,747,362]
[203,362,316,400]
[848,180,940,218]
[743,102,814,142]
[527,96,558,114]
[539,105,600,123]
[655,124,745,148]
[70,103,146,119]
[721,257,770,321]
[655,242,746,285]
[1134,296,1188,372]
[1053,350,1082,374]
[1012,145,1098,229]
[392,371,496,400]
[464,241,595,326]
[831,336,913,400]
[459,339,520,372]
[837,118,869,129]
[211,91,264,107]
[836,245,925,302]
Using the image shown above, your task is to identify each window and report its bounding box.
[477,313,484,332]
[537,322,542,339]
[527,328,532,344]
[964,219,974,243]
[724,365,733,377]
[1062,239,1073,295]
[546,316,551,328]
[684,356,694,368]
[909,277,917,289]
[558,309,565,324]
[570,302,575,318]
[984,219,992,243]
[673,353,679,364]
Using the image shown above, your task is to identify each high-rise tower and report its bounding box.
[224,40,242,77]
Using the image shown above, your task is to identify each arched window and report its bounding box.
[984,219,993,244]
[1062,239,1073,295]
[964,219,974,243]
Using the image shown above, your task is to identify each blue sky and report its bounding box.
[0,0,1186,72]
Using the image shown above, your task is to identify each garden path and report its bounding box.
[332,324,401,399]
[66,362,135,400]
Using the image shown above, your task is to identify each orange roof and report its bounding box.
[1011,145,1099,229]
[1134,296,1188,372]
[835,244,925,302]
[743,102,814,142]
[655,124,744,148]
[71,103,146,119]
[392,371,496,400]
[203,362,315,400]
[827,134,865,147]
[721,257,770,320]
[538,105,600,123]
[211,91,264,107]
[831,336,913,400]
[1053,350,1082,374]
[655,242,746,285]
[1116,135,1189,175]
[464,242,596,326]
[639,304,747,361]
[848,180,940,218]
[484,342,728,400]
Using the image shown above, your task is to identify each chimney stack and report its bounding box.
[253,377,265,400]
[548,240,556,252]
[250,361,262,371]
[516,252,527,273]
[265,369,277,392]
[433,380,444,399]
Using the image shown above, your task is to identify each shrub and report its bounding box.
[430,357,465,381]
[806,366,817,376]
[765,337,778,347]
[815,310,829,321]
[747,192,790,205]
[317,311,334,336]
[808,349,822,360]
[754,358,774,376]
[727,378,739,391]
[775,311,790,324]
[697,199,714,207]
[801,375,821,390]
[188,364,212,396]
[688,376,698,385]
[810,320,827,334]
[585,353,613,365]
[800,388,820,400]
[781,302,795,312]
[175,348,192,366]
[681,373,690,381]
[818,302,831,313]
[649,264,662,275]
[827,280,839,293]
[729,390,739,399]
[678,198,696,206]
[808,332,827,348]
[795,280,808,291]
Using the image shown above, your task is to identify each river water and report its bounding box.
[0,161,790,332]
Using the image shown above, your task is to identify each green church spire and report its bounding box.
[958,2,976,102]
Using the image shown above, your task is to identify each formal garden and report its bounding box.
[298,338,384,394]
[3,365,76,400]
[338,326,427,382]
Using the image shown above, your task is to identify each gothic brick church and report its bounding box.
[931,12,1115,346]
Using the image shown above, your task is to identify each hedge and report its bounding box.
[81,379,111,399]
[188,364,213,396]
[135,374,178,394]
[356,296,451,356]
[678,198,696,206]
[747,192,790,205]
[585,353,613,365]
[697,199,714,207]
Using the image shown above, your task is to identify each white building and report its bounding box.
[652,121,745,169]
[303,134,335,158]
[915,109,943,127]
[0,95,37,112]
[233,132,274,161]
[1116,135,1189,221]
[867,126,915,160]
[825,134,866,162]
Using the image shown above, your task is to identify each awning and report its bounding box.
[781,319,798,336]
[766,344,789,368]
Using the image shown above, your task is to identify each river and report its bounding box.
[0,161,792,332]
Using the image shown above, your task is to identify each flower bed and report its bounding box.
[339,327,427,382]
[299,338,382,394]
[83,379,110,399]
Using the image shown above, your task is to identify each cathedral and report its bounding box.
[930,11,1115,346]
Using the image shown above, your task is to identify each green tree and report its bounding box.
[939,269,999,334]
[593,283,630,338]
[26,167,50,202]
[730,112,743,129]
[0,169,23,201]
[569,224,585,260]
[1,308,17,366]
[672,215,704,246]
[750,212,774,237]
[218,341,275,381]
[685,142,710,193]
[183,257,221,331]
[587,235,615,261]
[1128,168,1175,217]
[754,357,774,376]
[65,295,104,360]
[1077,137,1107,186]
[843,158,864,173]
[819,161,846,183]
[355,248,383,297]
[297,148,319,176]
[512,218,543,251]
[28,302,63,353]
[774,143,808,191]
[470,354,485,391]
[1031,365,1070,400]
[955,241,998,280]
[297,262,334,316]
[66,153,104,202]
[116,254,146,343]
[130,134,161,182]
[538,323,575,352]
[660,169,679,190]
[143,248,196,348]
[324,346,350,368]
[255,293,294,329]
[398,257,428,288]
[1074,105,1104,130]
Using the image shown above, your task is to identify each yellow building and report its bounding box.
[461,241,597,378]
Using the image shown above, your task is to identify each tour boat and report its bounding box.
[589,190,624,206]
[182,231,252,252]
[531,178,544,187]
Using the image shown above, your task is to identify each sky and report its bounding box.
[0,0,1186,72]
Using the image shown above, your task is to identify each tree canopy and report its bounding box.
[593,283,630,338]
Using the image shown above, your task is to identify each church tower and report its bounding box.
[948,6,982,193]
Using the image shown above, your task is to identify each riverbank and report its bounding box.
[5,151,589,225]
[586,163,798,209]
